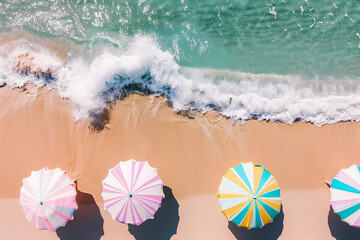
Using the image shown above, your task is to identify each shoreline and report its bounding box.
[1,85,360,239]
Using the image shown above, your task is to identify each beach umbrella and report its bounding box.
[19,167,78,231]
[102,159,164,225]
[330,164,360,228]
[218,162,282,229]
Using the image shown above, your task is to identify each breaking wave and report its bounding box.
[1,35,360,126]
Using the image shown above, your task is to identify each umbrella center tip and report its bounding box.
[39,201,43,205]
[129,193,133,198]
[253,196,257,199]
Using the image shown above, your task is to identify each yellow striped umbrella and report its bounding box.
[218,162,282,229]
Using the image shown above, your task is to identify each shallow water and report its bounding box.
[0,0,360,125]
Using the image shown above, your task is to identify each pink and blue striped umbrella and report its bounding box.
[330,164,360,228]
[101,159,164,225]
[19,167,78,231]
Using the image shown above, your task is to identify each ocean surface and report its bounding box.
[0,0,360,126]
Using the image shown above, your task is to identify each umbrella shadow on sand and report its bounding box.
[228,207,284,240]
[328,206,360,240]
[128,186,180,240]
[56,190,104,240]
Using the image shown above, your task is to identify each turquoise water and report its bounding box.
[0,0,360,125]
[1,0,360,77]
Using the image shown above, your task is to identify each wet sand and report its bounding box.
[0,85,359,239]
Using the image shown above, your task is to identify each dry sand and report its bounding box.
[0,85,359,239]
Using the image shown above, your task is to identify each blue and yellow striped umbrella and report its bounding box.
[218,162,281,229]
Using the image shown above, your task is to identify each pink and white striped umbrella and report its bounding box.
[101,159,164,225]
[19,167,78,231]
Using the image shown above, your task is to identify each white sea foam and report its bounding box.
[1,35,360,126]
[0,41,62,88]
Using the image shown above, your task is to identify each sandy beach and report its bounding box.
[0,85,359,239]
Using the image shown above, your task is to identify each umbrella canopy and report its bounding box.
[102,159,164,225]
[19,167,78,231]
[218,162,281,229]
[330,164,360,228]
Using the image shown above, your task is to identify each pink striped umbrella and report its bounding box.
[19,167,78,231]
[101,159,164,225]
